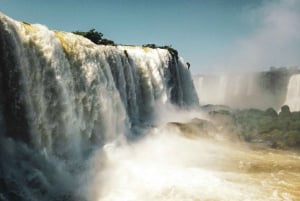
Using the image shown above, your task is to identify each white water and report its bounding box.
[1,13,300,201]
[86,119,300,201]
[193,73,290,110]
[193,74,259,107]
[0,13,198,152]
[0,13,198,201]
[284,74,300,111]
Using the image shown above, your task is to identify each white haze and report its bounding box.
[284,74,300,111]
[87,135,246,201]
[211,0,300,73]
[84,109,299,201]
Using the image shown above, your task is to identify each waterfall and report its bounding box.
[0,13,198,150]
[0,13,198,201]
[283,74,300,111]
[0,14,128,157]
[193,72,290,110]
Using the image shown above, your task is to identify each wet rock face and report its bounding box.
[168,118,217,139]
[258,69,292,108]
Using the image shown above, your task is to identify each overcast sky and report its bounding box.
[1,0,299,74]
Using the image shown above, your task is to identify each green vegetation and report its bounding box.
[22,21,31,25]
[208,106,300,149]
[73,29,115,45]
[99,38,115,46]
[142,44,178,60]
[72,30,180,58]
[142,44,157,48]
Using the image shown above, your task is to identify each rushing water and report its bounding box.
[284,74,300,112]
[193,71,296,111]
[193,74,261,107]
[0,13,299,201]
[87,118,300,201]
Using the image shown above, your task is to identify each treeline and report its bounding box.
[208,105,300,149]
[72,29,180,60]
[142,44,178,60]
[73,29,115,45]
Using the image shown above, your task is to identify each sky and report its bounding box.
[0,0,299,74]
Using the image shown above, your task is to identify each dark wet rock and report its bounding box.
[168,118,217,139]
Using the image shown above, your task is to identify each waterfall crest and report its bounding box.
[0,13,198,151]
[0,13,198,201]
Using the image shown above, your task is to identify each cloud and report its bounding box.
[224,0,300,72]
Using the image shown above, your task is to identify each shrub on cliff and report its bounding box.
[264,108,278,117]
[161,45,178,60]
[73,29,115,45]
[142,44,179,60]
[73,29,103,44]
[142,44,157,48]
[284,130,300,146]
[99,38,115,46]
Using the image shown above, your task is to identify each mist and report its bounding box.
[204,0,300,73]
[1,2,300,201]
[193,0,300,109]
[84,108,300,201]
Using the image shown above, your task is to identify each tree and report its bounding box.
[73,29,103,44]
[142,44,179,60]
[99,38,115,45]
[73,29,116,46]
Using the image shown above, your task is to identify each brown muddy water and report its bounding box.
[87,122,300,201]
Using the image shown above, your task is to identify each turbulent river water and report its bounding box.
[0,13,299,201]
[86,114,300,201]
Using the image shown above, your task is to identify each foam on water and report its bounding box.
[0,13,299,201]
[86,121,300,201]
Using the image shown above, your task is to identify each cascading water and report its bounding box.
[193,74,258,106]
[283,74,300,111]
[0,13,198,201]
[1,13,300,201]
[193,72,291,110]
[0,15,128,157]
